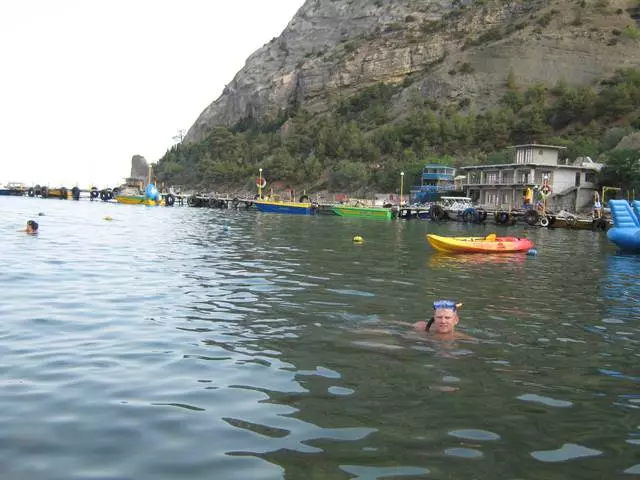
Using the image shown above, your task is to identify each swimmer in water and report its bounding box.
[368,299,473,341]
[25,220,39,234]
[412,300,471,339]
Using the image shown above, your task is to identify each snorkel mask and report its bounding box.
[426,300,463,331]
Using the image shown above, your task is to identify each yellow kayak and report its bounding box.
[426,233,535,253]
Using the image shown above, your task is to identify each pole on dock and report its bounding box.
[400,171,405,209]
[258,168,263,199]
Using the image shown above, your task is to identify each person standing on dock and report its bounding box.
[593,191,603,219]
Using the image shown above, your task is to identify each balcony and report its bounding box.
[464,178,530,186]
[422,173,455,181]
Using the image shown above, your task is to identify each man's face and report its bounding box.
[432,308,459,334]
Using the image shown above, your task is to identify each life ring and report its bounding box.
[541,184,552,196]
[256,177,266,188]
[112,187,121,197]
[539,216,550,227]
[208,198,217,208]
[565,215,577,227]
[524,209,539,226]
[429,204,445,221]
[71,186,80,200]
[41,186,49,198]
[299,195,310,203]
[60,187,68,200]
[28,188,35,197]
[495,211,510,225]
[187,196,197,207]
[165,193,175,207]
[462,207,478,223]
[90,188,99,200]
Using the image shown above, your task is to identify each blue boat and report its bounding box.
[410,165,460,204]
[0,182,26,196]
[607,200,640,252]
[254,198,314,215]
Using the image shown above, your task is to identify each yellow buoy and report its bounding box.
[104,216,113,221]
[353,235,364,243]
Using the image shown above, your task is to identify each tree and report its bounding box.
[598,149,640,193]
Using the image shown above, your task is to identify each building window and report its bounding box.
[585,172,596,183]
[486,172,499,183]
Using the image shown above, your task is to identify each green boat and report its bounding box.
[331,205,393,219]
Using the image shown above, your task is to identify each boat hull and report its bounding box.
[427,234,534,253]
[0,189,24,196]
[115,195,163,206]
[331,205,392,219]
[254,200,313,215]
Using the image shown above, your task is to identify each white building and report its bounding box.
[461,144,603,212]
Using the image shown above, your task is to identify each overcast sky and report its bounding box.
[0,0,304,188]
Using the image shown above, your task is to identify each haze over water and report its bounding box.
[1,196,639,479]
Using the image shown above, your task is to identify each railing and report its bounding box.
[464,179,529,186]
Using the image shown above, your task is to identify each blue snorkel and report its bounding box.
[426,300,463,331]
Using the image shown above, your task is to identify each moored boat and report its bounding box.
[254,198,314,215]
[331,205,393,219]
[426,233,534,253]
[0,182,26,196]
[114,166,167,206]
[114,193,164,206]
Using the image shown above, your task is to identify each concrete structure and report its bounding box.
[461,144,603,213]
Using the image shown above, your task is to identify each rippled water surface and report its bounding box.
[1,196,639,479]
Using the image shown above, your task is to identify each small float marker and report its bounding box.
[104,216,113,221]
[223,225,229,232]
[527,248,537,256]
[353,235,364,243]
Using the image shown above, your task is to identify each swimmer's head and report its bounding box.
[27,220,39,232]
[427,299,461,333]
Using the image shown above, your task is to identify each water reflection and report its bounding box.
[428,252,529,269]
[602,254,640,321]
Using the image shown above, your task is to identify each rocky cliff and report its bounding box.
[184,0,640,144]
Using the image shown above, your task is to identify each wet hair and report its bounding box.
[426,317,434,332]
[27,220,38,231]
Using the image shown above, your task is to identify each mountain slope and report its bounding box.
[184,0,640,144]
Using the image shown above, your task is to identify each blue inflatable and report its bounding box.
[145,183,160,202]
[607,200,640,252]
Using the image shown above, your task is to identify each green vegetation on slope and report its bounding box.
[155,68,640,193]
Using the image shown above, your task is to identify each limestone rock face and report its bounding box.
[615,132,640,151]
[131,155,148,180]
[184,0,640,144]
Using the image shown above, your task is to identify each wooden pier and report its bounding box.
[399,204,610,230]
